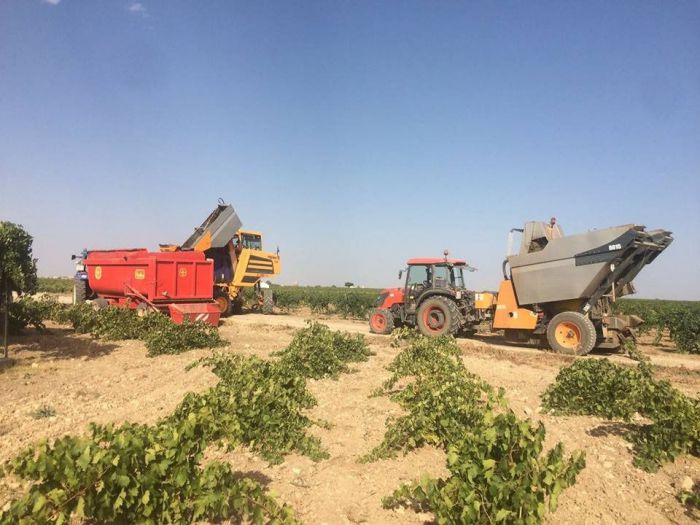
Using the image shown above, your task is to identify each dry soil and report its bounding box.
[0,311,698,524]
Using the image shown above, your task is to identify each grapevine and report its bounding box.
[541,359,700,472]
[615,299,700,354]
[0,321,373,523]
[364,331,585,524]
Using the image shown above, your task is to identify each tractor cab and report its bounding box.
[233,229,263,252]
[402,258,469,313]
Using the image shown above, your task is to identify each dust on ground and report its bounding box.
[0,311,698,524]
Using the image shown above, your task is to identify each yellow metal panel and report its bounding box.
[193,231,212,252]
[237,229,263,236]
[474,292,495,310]
[231,249,282,288]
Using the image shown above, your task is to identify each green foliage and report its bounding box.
[140,315,226,357]
[272,286,380,318]
[47,301,226,357]
[624,338,647,362]
[366,333,585,523]
[0,222,40,337]
[89,306,148,340]
[541,359,650,421]
[0,320,367,524]
[0,222,37,295]
[5,296,56,335]
[36,277,74,294]
[669,310,700,354]
[2,418,299,524]
[615,299,700,354]
[679,483,700,514]
[384,415,585,524]
[274,321,373,379]
[174,354,328,465]
[172,323,372,463]
[541,359,700,472]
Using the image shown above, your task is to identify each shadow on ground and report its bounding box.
[233,470,274,487]
[587,421,638,438]
[2,326,120,363]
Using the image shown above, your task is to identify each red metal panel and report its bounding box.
[167,303,220,326]
[85,249,214,303]
[196,261,212,297]
[155,260,176,300]
[406,258,466,265]
[379,287,405,308]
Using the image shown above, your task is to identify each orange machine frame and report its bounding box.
[492,279,538,330]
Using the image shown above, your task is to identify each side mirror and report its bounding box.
[398,270,403,280]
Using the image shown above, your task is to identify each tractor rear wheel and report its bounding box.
[416,296,461,337]
[262,288,274,314]
[546,311,596,356]
[369,308,394,335]
[73,278,88,304]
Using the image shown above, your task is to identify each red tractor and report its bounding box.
[369,256,494,337]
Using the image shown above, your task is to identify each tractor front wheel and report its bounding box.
[546,311,596,356]
[416,296,461,337]
[369,308,394,335]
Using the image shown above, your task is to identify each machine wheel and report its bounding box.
[73,278,88,304]
[214,293,232,316]
[546,312,596,356]
[262,288,274,314]
[416,296,461,337]
[369,308,394,335]
[231,297,244,315]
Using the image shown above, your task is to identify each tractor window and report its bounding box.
[452,267,465,288]
[406,265,429,287]
[433,265,450,288]
[241,234,262,250]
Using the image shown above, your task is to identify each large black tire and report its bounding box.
[231,297,244,315]
[369,308,394,335]
[73,278,88,304]
[546,311,596,356]
[262,288,274,314]
[416,296,461,337]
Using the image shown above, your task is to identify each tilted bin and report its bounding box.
[508,224,673,309]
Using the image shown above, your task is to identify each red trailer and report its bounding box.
[83,249,220,326]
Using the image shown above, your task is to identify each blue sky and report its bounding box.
[1,1,698,298]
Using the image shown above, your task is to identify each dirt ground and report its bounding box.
[1,311,698,524]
